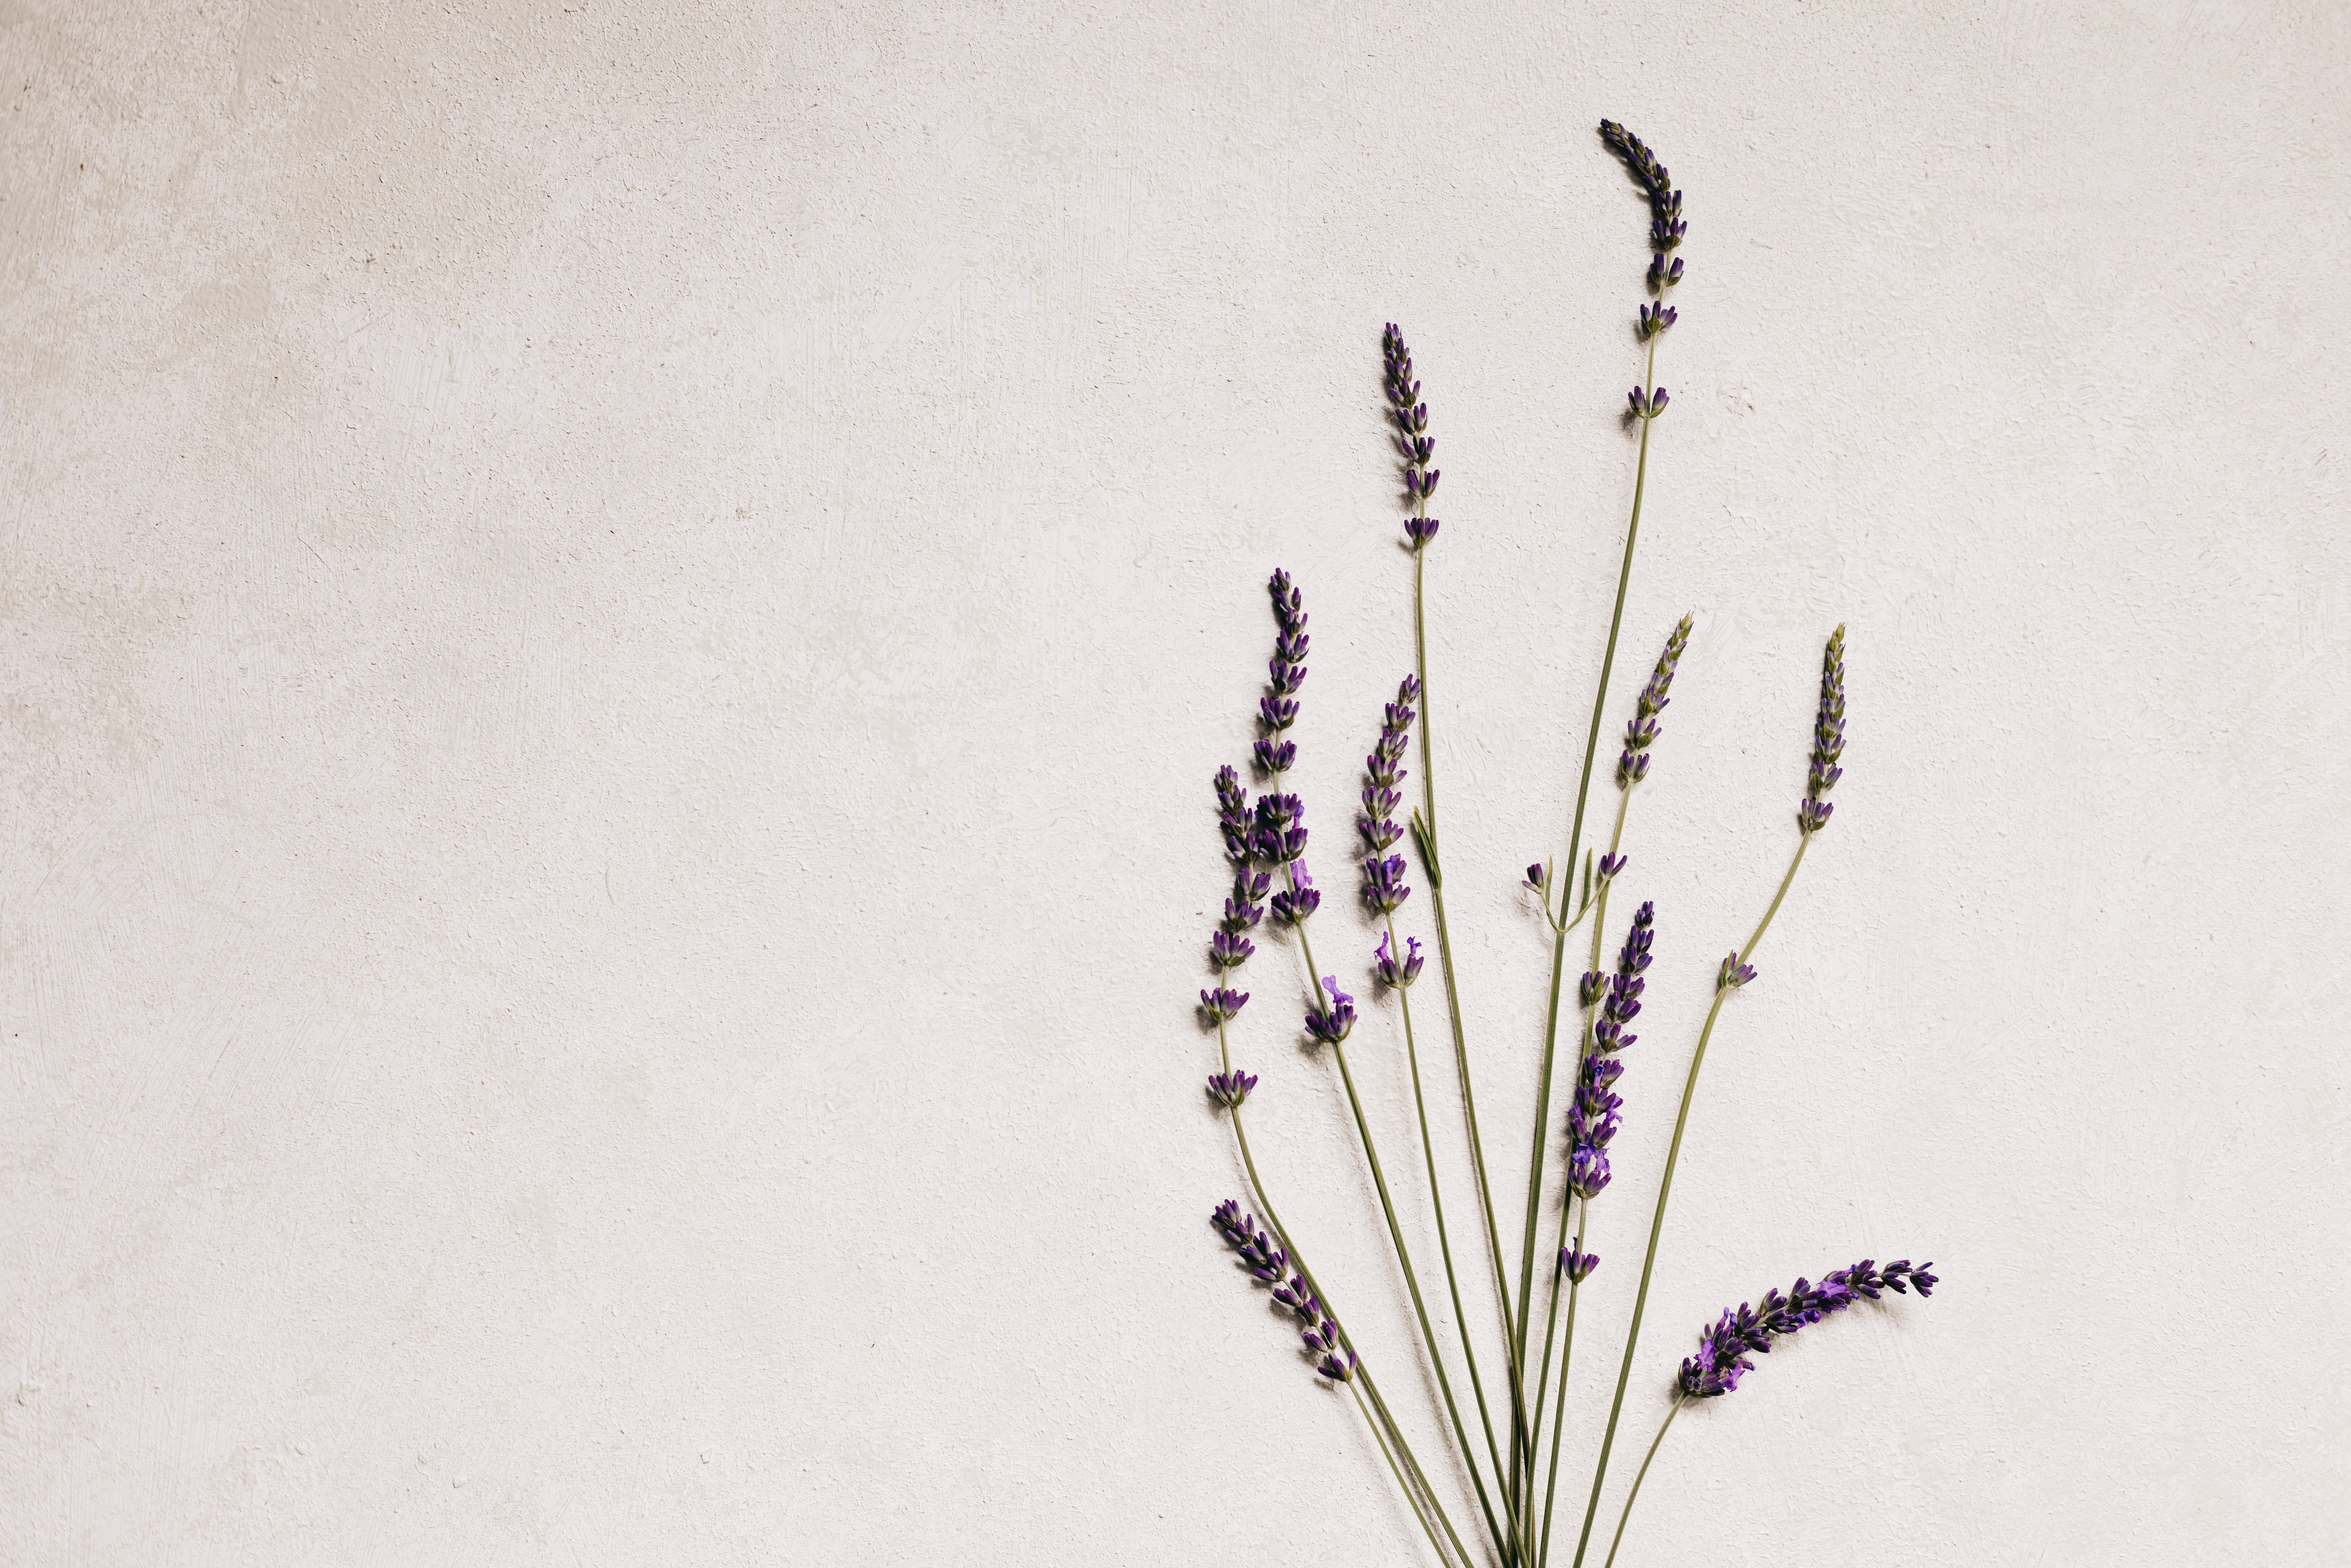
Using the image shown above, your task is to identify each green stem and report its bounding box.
[1291,878,1519,1567]
[1570,831,1813,1568]
[1601,1398,1685,1568]
[1537,1207,1590,1568]
[1518,330,1660,1389]
[1355,1381,1465,1568]
[1220,1050,1478,1568]
[1392,913,1511,1525]
[1412,537,1530,1521]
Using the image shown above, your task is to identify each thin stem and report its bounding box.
[1537,1206,1589,1568]
[1519,329,1659,1390]
[1354,1381,1465,1568]
[1601,1398,1685,1568]
[1391,912,1510,1517]
[1570,831,1813,1568]
[1288,871,1519,1566]
[1222,1069,1479,1568]
[1412,538,1529,1513]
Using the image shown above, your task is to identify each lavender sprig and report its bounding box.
[1596,1261,1938,1567]
[1254,570,1310,779]
[1678,1259,1939,1399]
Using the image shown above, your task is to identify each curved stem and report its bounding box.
[1601,1398,1685,1568]
[1570,832,1812,1568]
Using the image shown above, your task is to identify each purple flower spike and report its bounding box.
[1601,120,1691,307]
[1801,624,1846,834]
[1356,676,1418,872]
[1384,325,1442,545]
[1719,951,1758,991]
[1374,932,1425,988]
[1678,1259,1938,1399]
[1304,975,1356,1045]
[1618,615,1693,787]
[1563,1247,1600,1284]
[1199,987,1250,1023]
[1590,901,1654,1054]
[1270,861,1321,924]
[1207,1070,1258,1108]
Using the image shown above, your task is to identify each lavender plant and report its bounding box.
[1191,123,1936,1567]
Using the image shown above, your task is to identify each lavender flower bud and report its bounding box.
[1215,765,1254,860]
[1562,1247,1600,1284]
[1211,1200,1288,1282]
[1801,624,1846,834]
[1374,932,1424,988]
[1618,614,1693,787]
[1222,869,1271,932]
[1303,974,1355,1045]
[1596,852,1627,882]
[1209,928,1256,970]
[1253,738,1296,776]
[1199,987,1250,1023]
[1362,853,1412,913]
[1270,861,1321,924]
[1406,515,1440,545]
[1579,970,1606,1008]
[1206,1070,1258,1108]
[1259,694,1299,731]
[1526,863,1549,891]
[1316,1348,1361,1383]
[1719,951,1758,990]
[1639,301,1678,338]
[1568,1143,1613,1199]
[1253,794,1308,864]
[1677,1258,1937,1399]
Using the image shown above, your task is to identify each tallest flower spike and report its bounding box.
[1599,119,1687,426]
[1384,324,1440,547]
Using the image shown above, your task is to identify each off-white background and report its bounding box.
[3,0,2347,1562]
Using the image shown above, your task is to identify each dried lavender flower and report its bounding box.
[1222,869,1271,932]
[1304,974,1356,1045]
[1618,615,1693,787]
[1207,1070,1258,1108]
[1563,1246,1601,1283]
[1253,793,1308,865]
[1589,901,1654,1055]
[1801,624,1846,833]
[1257,570,1310,783]
[1718,951,1758,990]
[1363,854,1412,914]
[1374,931,1424,988]
[1208,929,1256,970]
[1595,852,1627,883]
[1626,385,1670,420]
[1269,860,1320,924]
[1199,986,1250,1023]
[1676,1259,1937,1399]
[1215,765,1254,860]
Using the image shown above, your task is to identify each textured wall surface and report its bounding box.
[3,1,2347,1562]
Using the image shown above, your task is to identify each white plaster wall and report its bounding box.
[2,0,2346,1562]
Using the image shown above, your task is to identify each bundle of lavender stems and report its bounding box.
[1195,122,1935,1568]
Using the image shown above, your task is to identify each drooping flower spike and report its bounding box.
[1676,1259,1937,1399]
[1359,676,1418,857]
[1801,624,1846,833]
